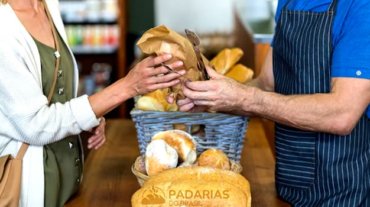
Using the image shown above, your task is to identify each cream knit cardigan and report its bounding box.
[0,1,100,206]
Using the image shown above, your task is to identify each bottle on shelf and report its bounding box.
[65,25,119,54]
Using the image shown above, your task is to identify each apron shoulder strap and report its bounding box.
[329,0,339,11]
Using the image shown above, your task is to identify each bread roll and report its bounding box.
[152,130,197,165]
[210,48,244,75]
[226,64,254,83]
[136,89,178,112]
[146,89,178,112]
[136,96,165,111]
[132,167,251,207]
[145,140,178,176]
[197,148,230,170]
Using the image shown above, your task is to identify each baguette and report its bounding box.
[226,64,254,83]
[210,48,244,75]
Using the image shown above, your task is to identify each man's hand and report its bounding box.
[181,67,256,114]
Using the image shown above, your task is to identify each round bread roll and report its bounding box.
[132,166,251,207]
[151,130,197,165]
[198,148,231,170]
[145,140,178,176]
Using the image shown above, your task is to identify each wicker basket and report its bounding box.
[131,156,243,187]
[131,110,248,162]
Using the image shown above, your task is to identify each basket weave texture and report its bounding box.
[130,110,248,162]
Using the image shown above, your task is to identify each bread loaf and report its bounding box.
[197,148,230,170]
[136,96,165,112]
[226,64,254,84]
[136,89,178,112]
[131,167,251,207]
[145,140,178,176]
[210,48,244,75]
[146,89,178,111]
[152,130,197,165]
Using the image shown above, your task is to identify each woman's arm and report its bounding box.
[0,36,183,145]
[88,54,184,118]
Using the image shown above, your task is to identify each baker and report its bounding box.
[178,0,370,205]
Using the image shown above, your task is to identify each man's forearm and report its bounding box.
[243,88,362,136]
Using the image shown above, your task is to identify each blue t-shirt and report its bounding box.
[274,0,370,118]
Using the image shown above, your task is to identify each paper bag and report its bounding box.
[137,25,205,99]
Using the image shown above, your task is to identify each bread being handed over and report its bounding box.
[137,25,205,100]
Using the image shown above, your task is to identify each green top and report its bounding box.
[34,31,83,207]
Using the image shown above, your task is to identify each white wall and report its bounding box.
[154,0,234,34]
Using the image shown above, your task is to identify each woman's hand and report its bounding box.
[124,54,185,97]
[181,67,255,113]
[88,54,185,118]
[87,117,106,150]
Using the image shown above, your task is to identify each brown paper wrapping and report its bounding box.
[137,25,205,99]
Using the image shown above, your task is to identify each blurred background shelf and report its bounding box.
[60,0,127,118]
[62,20,118,25]
[71,45,118,55]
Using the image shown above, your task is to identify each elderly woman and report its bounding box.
[0,0,184,206]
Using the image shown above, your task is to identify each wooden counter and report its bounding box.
[65,118,290,207]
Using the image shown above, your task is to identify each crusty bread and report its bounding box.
[197,148,230,170]
[136,96,165,111]
[152,130,197,164]
[226,64,254,84]
[136,89,178,112]
[145,140,178,176]
[143,167,250,194]
[210,48,244,75]
[146,89,178,111]
[131,167,251,207]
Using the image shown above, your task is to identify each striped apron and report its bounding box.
[273,0,370,206]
